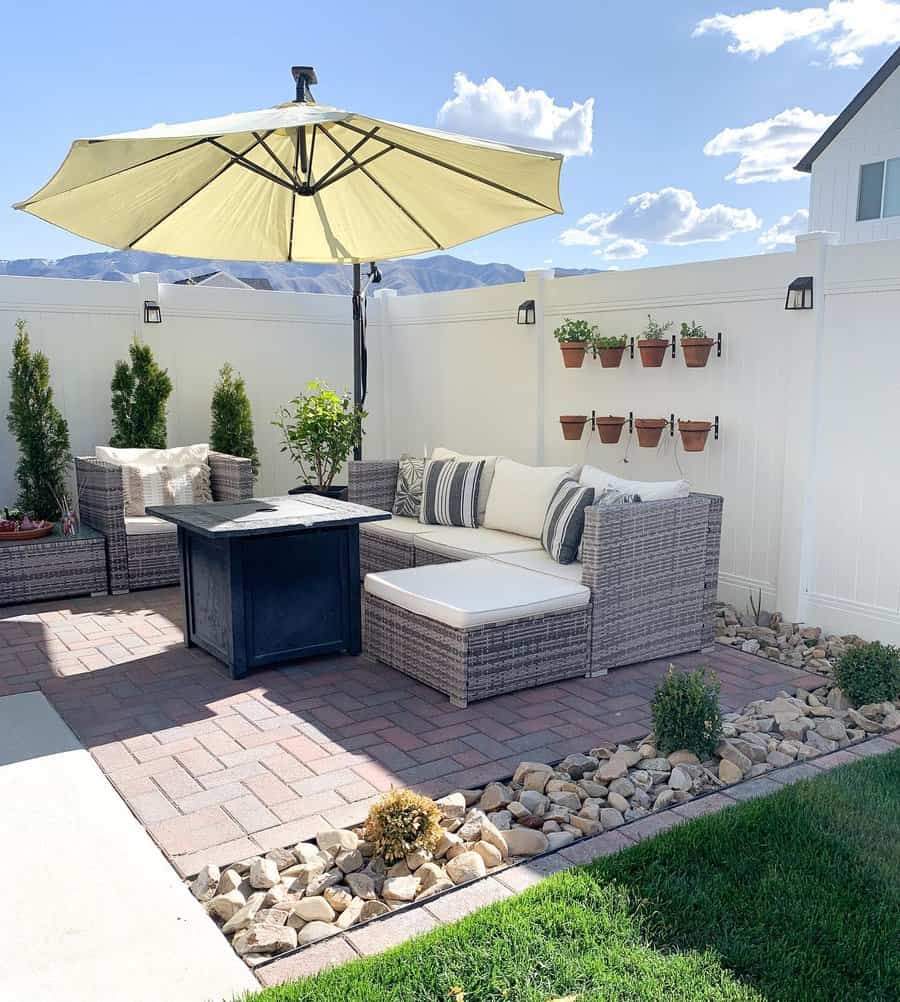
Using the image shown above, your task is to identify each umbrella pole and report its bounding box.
[352,262,363,461]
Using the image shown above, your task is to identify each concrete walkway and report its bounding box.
[0,692,258,1002]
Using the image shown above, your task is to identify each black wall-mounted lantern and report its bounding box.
[517,299,536,325]
[785,276,813,310]
[143,300,162,323]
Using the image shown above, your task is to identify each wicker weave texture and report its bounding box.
[209,451,254,502]
[0,531,107,606]
[348,461,398,512]
[365,592,591,707]
[359,528,414,579]
[412,544,458,567]
[74,457,129,593]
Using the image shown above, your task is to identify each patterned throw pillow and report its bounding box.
[542,479,595,564]
[122,465,168,516]
[596,487,643,504]
[419,459,485,528]
[165,464,213,505]
[392,455,426,518]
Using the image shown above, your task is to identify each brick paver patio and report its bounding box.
[0,588,826,877]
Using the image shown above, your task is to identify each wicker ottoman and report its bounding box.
[0,525,107,606]
[364,559,591,707]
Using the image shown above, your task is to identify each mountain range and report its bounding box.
[0,250,598,296]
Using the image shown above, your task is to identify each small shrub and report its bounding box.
[594,334,627,349]
[110,339,172,448]
[642,313,674,339]
[363,789,443,863]
[652,665,722,759]
[210,363,259,477]
[553,317,596,343]
[836,642,900,706]
[7,319,71,519]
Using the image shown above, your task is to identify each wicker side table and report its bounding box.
[0,525,108,606]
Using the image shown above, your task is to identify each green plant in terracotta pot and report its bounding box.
[593,334,628,368]
[638,314,673,367]
[554,318,596,369]
[680,321,716,368]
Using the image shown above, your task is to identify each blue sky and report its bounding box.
[2,0,899,271]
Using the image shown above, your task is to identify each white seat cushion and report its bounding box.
[362,515,435,539]
[124,515,177,536]
[365,559,590,629]
[491,549,585,583]
[415,525,541,560]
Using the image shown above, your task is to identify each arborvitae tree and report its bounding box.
[7,319,71,518]
[210,363,259,477]
[109,339,172,448]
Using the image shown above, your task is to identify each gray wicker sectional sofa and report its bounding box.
[75,451,253,593]
[349,459,723,704]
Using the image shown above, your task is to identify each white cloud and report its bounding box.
[437,73,594,156]
[704,108,836,182]
[560,187,760,259]
[595,238,649,260]
[693,0,900,67]
[759,208,810,248]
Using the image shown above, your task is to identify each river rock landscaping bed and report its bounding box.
[714,601,868,676]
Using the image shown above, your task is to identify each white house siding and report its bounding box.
[808,64,900,242]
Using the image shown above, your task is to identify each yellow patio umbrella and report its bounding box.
[15,67,564,451]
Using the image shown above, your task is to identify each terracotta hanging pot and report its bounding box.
[559,415,588,441]
[635,418,668,448]
[681,337,715,368]
[598,345,626,368]
[678,420,713,452]
[637,338,669,367]
[595,415,627,444]
[559,341,587,368]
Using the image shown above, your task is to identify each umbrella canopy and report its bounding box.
[15,82,563,264]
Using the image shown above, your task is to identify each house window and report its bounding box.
[856,157,900,221]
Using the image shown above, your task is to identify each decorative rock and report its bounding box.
[502,827,549,857]
[190,863,221,902]
[716,740,752,775]
[607,791,630,813]
[569,815,601,835]
[546,831,576,850]
[435,792,468,819]
[316,829,359,855]
[827,687,851,710]
[609,777,636,798]
[336,897,364,929]
[518,790,549,815]
[345,872,377,900]
[577,780,609,798]
[232,924,297,956]
[417,862,447,892]
[668,766,693,791]
[287,859,326,888]
[263,883,290,907]
[445,851,487,884]
[222,892,266,934]
[208,889,246,922]
[599,808,624,830]
[335,848,364,874]
[265,848,297,871]
[718,759,744,784]
[667,750,700,767]
[547,791,581,812]
[780,718,812,741]
[293,843,323,865]
[883,710,900,729]
[559,753,598,779]
[416,878,454,900]
[405,848,432,871]
[216,869,242,896]
[249,857,279,890]
[480,783,514,811]
[298,921,338,945]
[848,709,881,733]
[766,750,794,768]
[479,818,509,860]
[307,870,343,897]
[293,896,336,923]
[596,755,629,782]
[359,900,391,920]
[473,840,503,868]
[435,831,463,858]
[488,810,513,830]
[382,876,420,901]
[814,718,848,742]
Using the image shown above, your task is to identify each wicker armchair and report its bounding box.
[75,451,254,593]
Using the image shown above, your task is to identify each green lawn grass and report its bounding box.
[250,750,900,1002]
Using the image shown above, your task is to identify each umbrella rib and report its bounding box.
[336,120,559,213]
[252,132,300,185]
[126,134,266,249]
[320,126,442,251]
[288,128,302,262]
[314,147,391,194]
[313,127,382,189]
[206,138,300,193]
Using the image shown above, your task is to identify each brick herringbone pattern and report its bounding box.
[0,588,825,876]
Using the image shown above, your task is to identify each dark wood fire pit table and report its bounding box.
[147,494,389,678]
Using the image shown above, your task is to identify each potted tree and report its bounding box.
[595,415,627,444]
[559,415,588,441]
[678,419,713,452]
[635,417,669,448]
[594,334,627,368]
[273,380,366,499]
[637,314,673,367]
[554,318,595,369]
[680,321,716,368]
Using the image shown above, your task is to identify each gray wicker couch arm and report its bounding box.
[75,456,129,593]
[581,494,722,672]
[348,461,398,512]
[209,452,254,502]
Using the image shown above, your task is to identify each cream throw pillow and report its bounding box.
[482,459,578,539]
[122,465,168,516]
[579,465,690,501]
[166,464,213,506]
[97,443,210,469]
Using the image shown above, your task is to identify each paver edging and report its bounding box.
[253,729,899,984]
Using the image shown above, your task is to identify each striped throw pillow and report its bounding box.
[542,479,595,564]
[419,459,485,528]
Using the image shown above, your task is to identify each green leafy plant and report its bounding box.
[593,334,627,349]
[363,789,443,863]
[835,642,900,706]
[652,665,722,759]
[273,379,365,490]
[553,318,596,344]
[7,319,71,519]
[680,320,708,340]
[210,363,259,478]
[642,314,674,339]
[109,339,172,448]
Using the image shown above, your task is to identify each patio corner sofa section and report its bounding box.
[348,460,723,684]
[75,452,254,593]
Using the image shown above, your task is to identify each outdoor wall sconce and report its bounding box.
[143,300,162,323]
[785,276,813,310]
[517,300,536,325]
